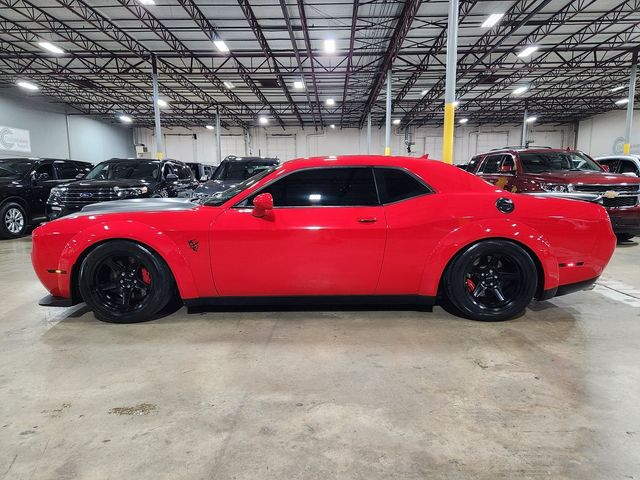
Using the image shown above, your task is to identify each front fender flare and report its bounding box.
[418,219,560,297]
[57,220,199,299]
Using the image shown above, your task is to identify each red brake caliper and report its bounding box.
[465,278,476,293]
[140,267,152,285]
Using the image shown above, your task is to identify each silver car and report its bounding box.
[595,154,640,177]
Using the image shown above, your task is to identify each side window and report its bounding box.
[55,162,82,179]
[374,168,430,204]
[33,163,54,180]
[620,160,639,175]
[163,163,175,178]
[501,155,515,171]
[177,165,192,180]
[250,167,378,207]
[480,155,504,174]
[467,156,482,172]
[597,159,618,172]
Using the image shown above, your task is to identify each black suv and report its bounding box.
[47,158,198,220]
[0,157,92,238]
[186,162,216,182]
[194,155,279,197]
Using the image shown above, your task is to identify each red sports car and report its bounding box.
[32,155,616,323]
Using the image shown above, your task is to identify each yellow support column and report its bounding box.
[442,103,455,164]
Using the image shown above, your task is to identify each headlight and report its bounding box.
[48,187,67,204]
[114,186,148,198]
[540,183,570,193]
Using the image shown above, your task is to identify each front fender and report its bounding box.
[57,220,200,299]
[418,219,559,297]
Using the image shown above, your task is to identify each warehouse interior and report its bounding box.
[1,0,640,478]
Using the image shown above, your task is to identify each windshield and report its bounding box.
[520,151,602,173]
[85,161,160,181]
[213,161,275,181]
[0,159,36,178]
[203,167,276,206]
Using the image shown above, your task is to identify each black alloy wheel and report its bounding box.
[79,240,176,323]
[443,240,537,321]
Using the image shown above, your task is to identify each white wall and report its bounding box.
[0,91,134,162]
[577,109,640,156]
[136,122,575,166]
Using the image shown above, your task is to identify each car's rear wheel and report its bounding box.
[79,240,176,323]
[442,240,537,321]
[0,202,27,239]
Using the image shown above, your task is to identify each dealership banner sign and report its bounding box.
[0,125,31,153]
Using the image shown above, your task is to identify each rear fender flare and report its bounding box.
[57,221,198,299]
[418,220,559,297]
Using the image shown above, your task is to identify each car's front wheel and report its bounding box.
[0,202,28,239]
[442,240,537,321]
[79,240,177,323]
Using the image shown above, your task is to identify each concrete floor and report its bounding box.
[1,237,640,480]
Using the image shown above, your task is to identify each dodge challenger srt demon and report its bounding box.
[32,155,616,323]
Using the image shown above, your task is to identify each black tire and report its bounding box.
[0,202,28,239]
[616,233,635,243]
[79,240,176,323]
[442,240,538,321]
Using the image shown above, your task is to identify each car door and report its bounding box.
[476,154,505,188]
[29,162,60,220]
[210,166,387,296]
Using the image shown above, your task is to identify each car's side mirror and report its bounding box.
[600,164,610,173]
[166,173,179,181]
[200,175,209,182]
[252,192,274,217]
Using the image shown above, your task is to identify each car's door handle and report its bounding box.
[357,217,377,223]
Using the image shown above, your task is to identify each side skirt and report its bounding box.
[184,295,436,310]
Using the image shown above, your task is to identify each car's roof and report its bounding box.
[222,156,279,163]
[484,147,578,155]
[105,157,183,163]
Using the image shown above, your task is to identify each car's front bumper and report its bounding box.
[607,205,640,236]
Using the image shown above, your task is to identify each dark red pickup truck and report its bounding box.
[466,147,640,240]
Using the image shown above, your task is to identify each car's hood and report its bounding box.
[524,170,640,185]
[60,179,155,189]
[78,197,196,215]
[194,179,238,195]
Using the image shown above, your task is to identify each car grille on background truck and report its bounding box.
[573,184,639,209]
[60,188,119,207]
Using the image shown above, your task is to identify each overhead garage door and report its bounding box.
[220,135,245,159]
[530,130,564,148]
[266,134,297,162]
[474,131,510,155]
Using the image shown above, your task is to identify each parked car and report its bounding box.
[466,147,640,241]
[32,155,615,324]
[595,155,640,177]
[194,155,279,197]
[186,162,216,182]
[0,157,92,238]
[47,158,199,220]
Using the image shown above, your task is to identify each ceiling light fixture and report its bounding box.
[205,125,215,130]
[38,41,65,54]
[481,13,504,29]
[223,81,235,89]
[16,80,39,91]
[118,114,133,123]
[137,0,155,4]
[615,98,630,105]
[293,80,305,90]
[610,85,625,92]
[325,98,335,106]
[421,89,428,96]
[512,86,528,95]
[526,116,537,123]
[517,45,539,58]
[324,39,336,54]
[453,100,460,107]
[330,124,336,129]
[214,39,230,53]
[258,116,269,125]
[157,98,168,108]
[392,118,401,125]
[459,118,469,124]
